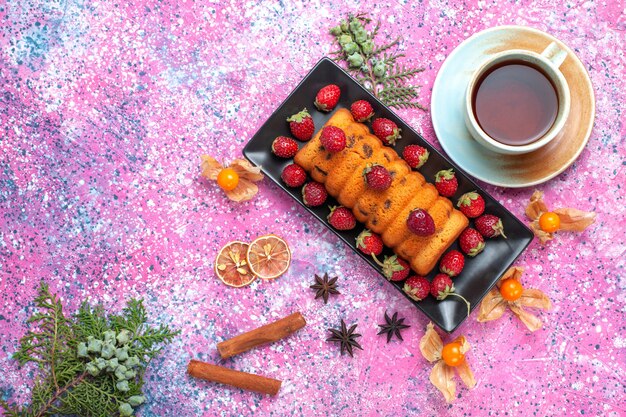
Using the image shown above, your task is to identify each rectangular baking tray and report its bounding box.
[243,57,533,333]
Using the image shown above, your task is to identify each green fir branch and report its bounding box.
[0,403,22,417]
[329,14,427,110]
[14,284,71,368]
[379,85,421,100]
[384,65,425,86]
[380,52,405,69]
[370,20,381,39]
[2,281,179,417]
[353,12,371,24]
[384,99,428,110]
[373,36,401,56]
[75,303,109,340]
[110,299,148,335]
[348,68,363,78]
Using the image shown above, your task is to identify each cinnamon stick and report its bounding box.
[187,360,281,395]
[217,312,306,359]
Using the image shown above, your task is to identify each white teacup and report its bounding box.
[464,42,570,155]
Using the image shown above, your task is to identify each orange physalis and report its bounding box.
[499,278,523,301]
[419,322,476,403]
[525,190,596,244]
[477,266,552,332]
[441,342,465,367]
[538,212,560,233]
[216,167,240,191]
[200,156,264,202]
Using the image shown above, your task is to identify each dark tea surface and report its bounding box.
[473,61,558,146]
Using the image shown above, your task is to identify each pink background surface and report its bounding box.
[1,1,625,416]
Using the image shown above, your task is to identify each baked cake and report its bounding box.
[294,108,469,276]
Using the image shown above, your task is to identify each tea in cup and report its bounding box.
[464,42,570,155]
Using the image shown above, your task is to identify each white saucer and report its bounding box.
[431,26,595,188]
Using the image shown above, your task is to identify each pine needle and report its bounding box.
[3,282,179,417]
[329,15,427,110]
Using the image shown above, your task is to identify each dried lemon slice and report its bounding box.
[215,241,257,287]
[246,234,291,279]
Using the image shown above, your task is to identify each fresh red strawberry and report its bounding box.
[435,169,458,197]
[302,181,327,207]
[320,126,347,153]
[271,136,299,158]
[407,208,435,236]
[457,191,485,218]
[327,206,356,230]
[350,100,374,122]
[287,109,315,141]
[430,273,455,300]
[430,273,471,315]
[314,84,341,112]
[403,145,429,169]
[281,163,307,187]
[459,228,485,257]
[439,250,465,277]
[356,229,383,256]
[372,118,401,146]
[363,164,392,191]
[373,254,410,282]
[475,214,507,239]
[403,276,430,301]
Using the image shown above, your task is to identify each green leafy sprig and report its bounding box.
[330,14,426,110]
[1,283,179,417]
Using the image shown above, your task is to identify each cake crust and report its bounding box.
[294,108,469,275]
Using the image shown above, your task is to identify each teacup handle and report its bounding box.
[541,42,567,68]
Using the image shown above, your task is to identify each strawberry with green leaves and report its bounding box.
[350,100,374,122]
[475,214,507,239]
[457,191,485,218]
[459,228,485,257]
[314,84,341,112]
[272,136,299,158]
[403,276,430,301]
[363,164,392,191]
[320,126,347,153]
[287,109,315,141]
[302,181,327,207]
[327,206,356,230]
[373,254,410,282]
[435,169,458,197]
[439,250,465,277]
[356,229,383,256]
[281,163,307,188]
[430,273,470,316]
[372,118,401,146]
[403,145,429,169]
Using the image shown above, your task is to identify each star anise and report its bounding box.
[327,319,363,357]
[377,311,410,343]
[310,273,340,304]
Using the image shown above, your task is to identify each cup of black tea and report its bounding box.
[464,42,570,154]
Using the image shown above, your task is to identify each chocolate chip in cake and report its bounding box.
[314,166,328,176]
